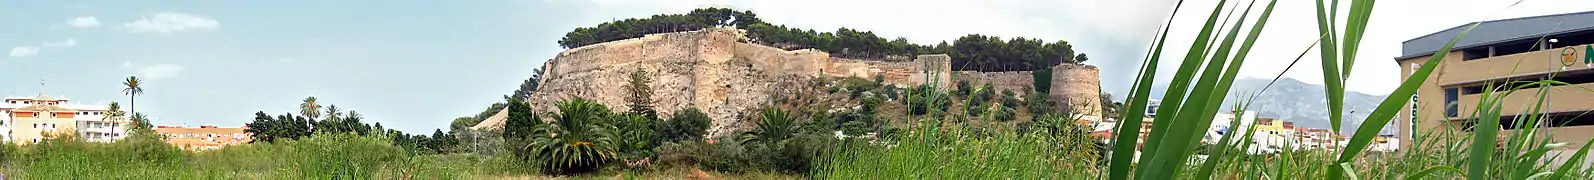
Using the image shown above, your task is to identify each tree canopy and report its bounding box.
[557,8,1087,72]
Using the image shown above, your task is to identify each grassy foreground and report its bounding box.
[0,133,798,179]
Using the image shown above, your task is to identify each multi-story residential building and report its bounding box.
[1,94,127,143]
[1397,10,1594,150]
[153,125,251,151]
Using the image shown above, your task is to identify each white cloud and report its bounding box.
[122,60,133,68]
[9,46,40,57]
[41,38,76,47]
[122,12,219,33]
[140,64,186,79]
[66,16,100,28]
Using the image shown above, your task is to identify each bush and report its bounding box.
[878,85,900,100]
[994,106,1017,122]
[1001,89,1021,108]
[839,77,877,99]
[1026,90,1055,115]
[906,85,951,116]
[746,135,827,174]
[654,139,750,173]
[954,80,972,97]
[657,108,712,143]
[614,114,658,160]
[842,121,869,136]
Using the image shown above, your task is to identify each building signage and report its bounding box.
[1409,63,1419,140]
[1561,45,1594,68]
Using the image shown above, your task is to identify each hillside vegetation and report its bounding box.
[559,7,1086,72]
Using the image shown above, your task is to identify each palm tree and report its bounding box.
[528,98,617,174]
[121,76,144,138]
[103,102,124,121]
[300,96,322,120]
[324,104,343,121]
[741,105,796,145]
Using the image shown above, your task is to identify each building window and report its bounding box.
[1445,88,1459,117]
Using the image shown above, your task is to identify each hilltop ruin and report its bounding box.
[474,28,1100,136]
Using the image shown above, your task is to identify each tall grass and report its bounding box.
[0,132,528,179]
[815,0,1594,179]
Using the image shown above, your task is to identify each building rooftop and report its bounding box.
[155,126,249,134]
[1400,10,1594,60]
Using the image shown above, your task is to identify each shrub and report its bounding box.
[954,80,972,97]
[878,85,900,100]
[614,114,657,160]
[841,121,869,136]
[993,106,1017,122]
[654,139,750,173]
[1025,89,1055,115]
[746,135,826,174]
[906,85,950,116]
[657,108,712,143]
[1001,89,1020,108]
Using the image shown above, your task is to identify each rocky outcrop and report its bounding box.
[484,27,1099,136]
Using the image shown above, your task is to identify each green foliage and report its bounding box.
[300,96,322,120]
[502,96,540,159]
[245,111,313,143]
[814,121,1093,179]
[450,117,482,133]
[905,84,950,116]
[954,80,972,97]
[745,134,826,174]
[743,106,798,145]
[529,98,618,174]
[654,139,749,172]
[878,85,900,100]
[841,121,868,136]
[837,76,878,99]
[656,108,712,143]
[564,8,1083,71]
[625,69,658,119]
[558,7,759,49]
[1033,68,1053,94]
[128,113,154,133]
[1025,89,1055,115]
[613,114,657,160]
[1000,89,1020,109]
[992,105,1016,122]
[511,67,545,101]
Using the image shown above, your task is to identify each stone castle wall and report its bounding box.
[515,27,1093,135]
[1051,63,1101,116]
[950,64,1101,116]
[954,71,1038,98]
[524,28,950,136]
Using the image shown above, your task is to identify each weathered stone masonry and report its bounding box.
[496,28,1097,135]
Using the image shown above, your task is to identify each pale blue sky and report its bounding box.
[3,0,1589,134]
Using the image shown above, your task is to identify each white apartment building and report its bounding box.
[2,94,129,143]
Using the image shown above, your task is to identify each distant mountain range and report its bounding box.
[1147,77,1395,135]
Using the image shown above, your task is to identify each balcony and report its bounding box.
[1454,82,1594,119]
[1441,44,1593,86]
